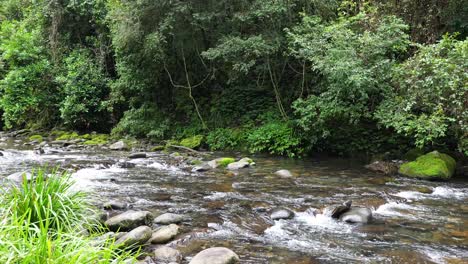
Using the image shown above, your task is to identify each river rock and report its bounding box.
[189,247,239,264]
[154,213,189,224]
[110,141,129,151]
[270,208,295,220]
[150,224,179,244]
[7,171,34,183]
[399,151,456,180]
[154,246,182,263]
[330,201,352,219]
[227,161,249,170]
[274,169,293,178]
[0,151,3,156]
[116,161,136,169]
[105,210,153,231]
[129,152,147,159]
[115,226,152,248]
[365,161,399,175]
[103,200,127,210]
[339,207,372,224]
[192,163,212,172]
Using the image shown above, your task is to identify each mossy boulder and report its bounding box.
[151,145,165,152]
[56,131,80,141]
[403,148,425,161]
[83,134,109,145]
[399,151,456,180]
[179,135,203,149]
[28,134,43,142]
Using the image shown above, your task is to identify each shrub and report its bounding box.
[28,134,43,142]
[247,122,304,157]
[206,128,245,151]
[56,131,80,141]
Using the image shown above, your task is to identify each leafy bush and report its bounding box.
[56,49,110,130]
[376,35,468,154]
[206,128,245,151]
[112,104,170,140]
[247,121,304,157]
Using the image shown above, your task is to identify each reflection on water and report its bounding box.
[0,142,467,263]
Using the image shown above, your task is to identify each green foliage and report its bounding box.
[376,35,468,154]
[206,128,245,151]
[179,135,204,149]
[247,121,304,157]
[56,49,109,130]
[0,168,137,263]
[83,134,109,145]
[399,151,456,180]
[112,104,170,140]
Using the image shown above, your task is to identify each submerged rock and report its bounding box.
[189,247,239,264]
[154,246,182,263]
[399,151,456,180]
[192,163,212,172]
[274,169,293,178]
[150,224,179,244]
[105,210,153,231]
[110,141,129,151]
[115,226,152,248]
[270,208,295,220]
[154,213,189,224]
[116,161,136,169]
[129,152,147,159]
[339,207,372,224]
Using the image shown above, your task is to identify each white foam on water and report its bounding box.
[71,166,124,191]
[295,211,353,234]
[394,191,426,200]
[203,192,246,201]
[432,186,468,199]
[374,202,420,219]
[146,161,186,174]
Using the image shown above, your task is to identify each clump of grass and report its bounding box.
[0,168,137,263]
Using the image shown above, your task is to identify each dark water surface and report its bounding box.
[1,137,467,263]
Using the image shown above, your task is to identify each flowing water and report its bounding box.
[0,136,467,263]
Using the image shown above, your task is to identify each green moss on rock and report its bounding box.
[28,134,43,142]
[151,145,165,152]
[399,151,456,180]
[83,134,109,145]
[218,157,236,167]
[56,131,80,141]
[179,135,203,149]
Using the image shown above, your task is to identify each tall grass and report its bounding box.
[0,168,137,264]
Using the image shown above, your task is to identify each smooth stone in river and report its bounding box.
[270,208,295,220]
[274,169,293,178]
[115,226,152,248]
[103,200,127,210]
[110,140,129,151]
[339,207,372,224]
[154,213,189,224]
[154,246,182,263]
[105,210,153,231]
[189,247,239,264]
[150,224,179,244]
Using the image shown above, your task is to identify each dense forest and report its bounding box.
[0,0,467,158]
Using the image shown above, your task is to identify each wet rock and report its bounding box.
[189,247,239,264]
[270,208,295,220]
[150,224,179,244]
[330,201,352,219]
[415,186,433,194]
[207,158,236,169]
[110,141,129,151]
[365,161,399,175]
[154,213,189,224]
[7,171,34,183]
[105,210,153,231]
[274,169,293,178]
[0,152,3,156]
[227,161,249,170]
[136,256,156,264]
[154,246,182,263]
[129,152,147,159]
[339,207,372,224]
[103,201,127,210]
[116,161,136,169]
[34,147,45,155]
[115,226,152,248]
[192,163,211,172]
